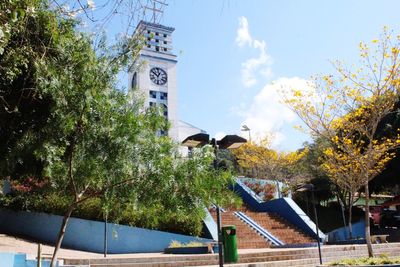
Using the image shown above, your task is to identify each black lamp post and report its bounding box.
[297,184,322,265]
[182,133,247,267]
[241,125,251,143]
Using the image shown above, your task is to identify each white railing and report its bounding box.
[234,211,284,246]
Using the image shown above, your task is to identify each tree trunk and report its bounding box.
[50,203,76,267]
[348,192,353,239]
[336,194,348,240]
[364,182,373,257]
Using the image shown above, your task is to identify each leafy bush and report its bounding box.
[244,180,277,201]
[330,255,400,265]
[168,240,206,248]
[116,203,206,236]
[281,186,290,197]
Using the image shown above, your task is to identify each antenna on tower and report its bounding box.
[144,0,168,24]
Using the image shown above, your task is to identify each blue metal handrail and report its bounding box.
[234,211,284,246]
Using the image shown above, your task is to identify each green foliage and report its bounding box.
[118,203,206,236]
[243,179,277,201]
[0,0,239,245]
[168,240,206,248]
[107,145,241,235]
[1,0,56,179]
[0,169,230,236]
[296,140,335,198]
[281,186,290,197]
[0,0,143,181]
[0,0,148,210]
[330,255,400,266]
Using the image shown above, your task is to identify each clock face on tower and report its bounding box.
[149,67,167,85]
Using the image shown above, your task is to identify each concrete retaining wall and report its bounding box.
[0,209,211,253]
[327,220,365,242]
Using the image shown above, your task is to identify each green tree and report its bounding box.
[0,0,54,179]
[296,140,358,237]
[0,2,238,266]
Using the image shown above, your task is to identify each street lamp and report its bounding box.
[241,125,251,143]
[181,133,210,148]
[297,184,322,265]
[182,133,247,267]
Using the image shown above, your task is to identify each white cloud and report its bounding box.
[235,16,252,47]
[235,17,273,88]
[233,17,312,149]
[241,40,273,87]
[238,77,314,147]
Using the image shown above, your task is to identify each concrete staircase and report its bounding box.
[243,210,314,245]
[63,243,400,267]
[211,211,271,249]
[210,209,313,249]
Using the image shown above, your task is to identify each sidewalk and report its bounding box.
[0,234,307,260]
[0,234,171,260]
[4,234,400,267]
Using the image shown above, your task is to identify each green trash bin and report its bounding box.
[222,225,238,263]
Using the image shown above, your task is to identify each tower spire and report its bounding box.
[144,0,168,24]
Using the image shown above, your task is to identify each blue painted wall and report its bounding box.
[327,220,365,242]
[0,253,53,267]
[0,209,212,253]
[0,253,17,267]
[233,180,325,241]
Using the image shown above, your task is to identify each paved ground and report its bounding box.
[0,234,190,260]
[3,234,400,267]
[0,234,102,259]
[0,233,299,260]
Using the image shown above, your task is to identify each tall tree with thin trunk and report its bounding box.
[1,2,239,266]
[281,28,400,257]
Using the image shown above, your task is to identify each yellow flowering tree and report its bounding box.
[233,142,278,178]
[282,29,400,257]
[233,141,309,197]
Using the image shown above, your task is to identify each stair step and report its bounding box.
[64,243,400,267]
[210,210,314,249]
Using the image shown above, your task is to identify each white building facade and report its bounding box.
[130,20,204,143]
[130,21,179,140]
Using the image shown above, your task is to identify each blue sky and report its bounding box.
[76,0,400,151]
[150,0,400,151]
